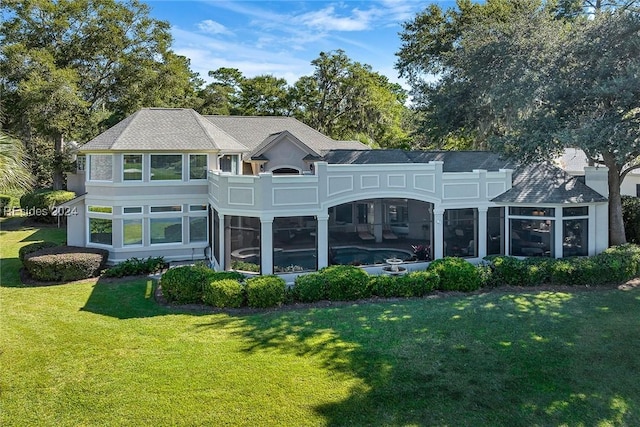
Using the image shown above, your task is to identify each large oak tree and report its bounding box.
[396,0,640,245]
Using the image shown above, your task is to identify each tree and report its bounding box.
[0,0,199,189]
[238,75,291,116]
[293,50,410,147]
[0,132,33,192]
[396,1,640,245]
[197,67,244,115]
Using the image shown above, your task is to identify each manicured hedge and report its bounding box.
[23,246,108,282]
[245,275,286,308]
[19,241,59,262]
[428,257,482,291]
[0,194,11,216]
[161,265,213,304]
[321,265,371,301]
[203,279,245,308]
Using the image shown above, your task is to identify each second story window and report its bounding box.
[189,154,208,180]
[89,154,112,181]
[123,154,143,181]
[151,154,182,181]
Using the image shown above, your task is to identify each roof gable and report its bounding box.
[251,130,320,160]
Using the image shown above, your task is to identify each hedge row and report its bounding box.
[23,246,108,281]
[622,196,640,244]
[481,244,640,287]
[103,257,168,278]
[159,245,640,309]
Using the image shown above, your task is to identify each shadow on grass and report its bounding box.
[80,277,178,319]
[197,290,640,426]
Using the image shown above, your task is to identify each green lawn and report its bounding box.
[2,218,640,426]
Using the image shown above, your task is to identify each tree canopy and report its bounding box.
[396,0,640,244]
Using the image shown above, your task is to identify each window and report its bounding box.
[636,184,640,197]
[189,154,208,180]
[150,217,182,244]
[220,155,238,174]
[444,208,478,258]
[273,216,317,272]
[123,154,142,181]
[333,204,353,224]
[89,218,112,245]
[487,207,504,256]
[189,217,207,242]
[509,207,555,217]
[510,218,554,257]
[123,219,143,246]
[563,206,588,217]
[213,208,220,263]
[189,205,207,211]
[77,155,86,172]
[88,206,112,214]
[89,155,112,181]
[151,154,182,181]
[563,218,588,257]
[150,206,182,213]
[123,206,142,214]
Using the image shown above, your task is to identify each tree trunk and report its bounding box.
[604,153,626,246]
[52,134,65,190]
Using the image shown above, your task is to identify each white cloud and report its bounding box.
[197,19,232,35]
[297,6,375,32]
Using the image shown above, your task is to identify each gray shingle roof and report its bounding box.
[205,115,368,154]
[492,163,607,204]
[81,108,248,152]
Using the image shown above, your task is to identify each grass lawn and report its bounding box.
[2,217,640,426]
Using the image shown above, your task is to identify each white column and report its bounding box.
[434,209,444,259]
[260,216,274,275]
[317,214,329,269]
[554,208,563,258]
[478,207,487,259]
[223,215,231,270]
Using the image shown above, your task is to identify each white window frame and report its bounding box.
[189,154,208,181]
[122,153,143,182]
[150,153,183,181]
[88,154,113,182]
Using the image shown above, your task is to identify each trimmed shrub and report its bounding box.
[19,241,59,263]
[103,256,167,278]
[622,196,640,244]
[482,256,551,287]
[428,257,481,292]
[292,272,327,302]
[161,265,213,304]
[209,271,246,283]
[203,279,245,308]
[245,275,286,308]
[23,246,108,281]
[321,265,371,301]
[368,274,398,298]
[593,244,640,283]
[20,189,76,223]
[398,270,440,297]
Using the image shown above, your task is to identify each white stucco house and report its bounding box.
[64,108,610,276]
[556,148,640,197]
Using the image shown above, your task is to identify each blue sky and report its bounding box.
[146,1,453,88]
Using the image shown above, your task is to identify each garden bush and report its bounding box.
[483,256,550,287]
[428,257,481,292]
[368,274,398,298]
[398,270,440,297]
[103,256,167,277]
[209,271,246,283]
[161,265,213,304]
[19,241,59,262]
[0,194,11,216]
[203,279,245,308]
[321,265,371,301]
[23,246,108,281]
[20,189,76,223]
[245,275,286,308]
[622,196,640,244]
[592,244,640,284]
[292,272,327,302]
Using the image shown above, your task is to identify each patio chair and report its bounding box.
[382,224,399,240]
[357,224,375,241]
